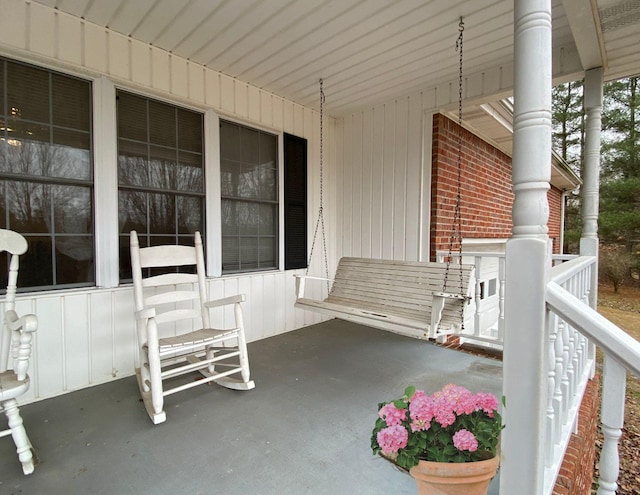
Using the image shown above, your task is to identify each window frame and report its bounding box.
[0,56,95,291]
[114,88,207,281]
[213,114,284,276]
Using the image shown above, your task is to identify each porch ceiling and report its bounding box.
[31,0,640,116]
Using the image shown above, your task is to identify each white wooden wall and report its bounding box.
[0,0,336,402]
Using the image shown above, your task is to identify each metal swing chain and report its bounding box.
[442,18,466,327]
[306,79,330,292]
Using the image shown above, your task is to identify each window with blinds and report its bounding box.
[220,120,278,273]
[0,57,94,290]
[116,90,205,281]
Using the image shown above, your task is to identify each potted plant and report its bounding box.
[371,384,503,495]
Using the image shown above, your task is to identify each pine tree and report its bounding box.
[599,77,640,252]
[552,80,584,253]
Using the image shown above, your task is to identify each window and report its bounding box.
[488,278,497,297]
[284,133,307,270]
[0,58,93,290]
[117,91,204,280]
[220,120,278,273]
[479,278,498,300]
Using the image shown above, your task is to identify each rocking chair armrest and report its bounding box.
[204,294,246,308]
[5,310,38,333]
[135,308,156,321]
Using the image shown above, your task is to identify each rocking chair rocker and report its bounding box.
[130,231,255,424]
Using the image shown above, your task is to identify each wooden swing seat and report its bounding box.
[295,257,475,340]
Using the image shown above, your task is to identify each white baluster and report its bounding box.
[498,256,506,342]
[597,356,626,495]
[553,317,565,441]
[474,255,482,338]
[546,311,557,465]
[560,318,571,417]
[571,327,580,395]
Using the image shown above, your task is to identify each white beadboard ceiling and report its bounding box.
[30,0,640,116]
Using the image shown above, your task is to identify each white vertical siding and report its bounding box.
[370,107,385,259]
[382,102,396,259]
[0,0,336,402]
[337,91,444,263]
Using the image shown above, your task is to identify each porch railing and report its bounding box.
[543,255,598,495]
[546,255,640,495]
[437,251,640,493]
[434,251,578,348]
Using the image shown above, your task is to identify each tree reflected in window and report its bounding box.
[0,57,94,290]
[116,91,204,281]
[220,120,278,273]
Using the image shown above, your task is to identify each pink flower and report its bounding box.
[378,403,407,426]
[409,393,434,422]
[377,424,409,454]
[411,389,427,400]
[474,392,499,417]
[432,395,456,427]
[452,429,478,452]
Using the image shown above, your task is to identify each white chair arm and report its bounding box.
[5,310,38,333]
[135,308,156,320]
[204,294,246,308]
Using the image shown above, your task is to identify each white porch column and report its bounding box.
[580,67,604,309]
[501,1,552,494]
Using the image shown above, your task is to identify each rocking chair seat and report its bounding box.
[0,372,30,400]
[155,327,238,352]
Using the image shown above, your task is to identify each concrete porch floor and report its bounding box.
[0,320,503,495]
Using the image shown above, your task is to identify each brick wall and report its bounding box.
[430,113,564,258]
[548,183,563,254]
[552,375,600,495]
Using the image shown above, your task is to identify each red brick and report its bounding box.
[430,113,563,259]
[552,376,600,495]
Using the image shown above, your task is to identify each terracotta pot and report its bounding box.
[408,455,499,495]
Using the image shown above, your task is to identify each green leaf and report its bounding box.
[404,385,416,399]
[393,399,408,409]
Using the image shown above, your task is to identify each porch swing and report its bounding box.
[294,21,475,341]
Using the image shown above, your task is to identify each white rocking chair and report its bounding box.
[0,229,38,474]
[130,231,255,424]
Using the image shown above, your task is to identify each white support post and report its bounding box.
[582,68,603,375]
[501,1,553,494]
[581,67,603,310]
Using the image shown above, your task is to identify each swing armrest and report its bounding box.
[294,274,334,299]
[432,291,467,300]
